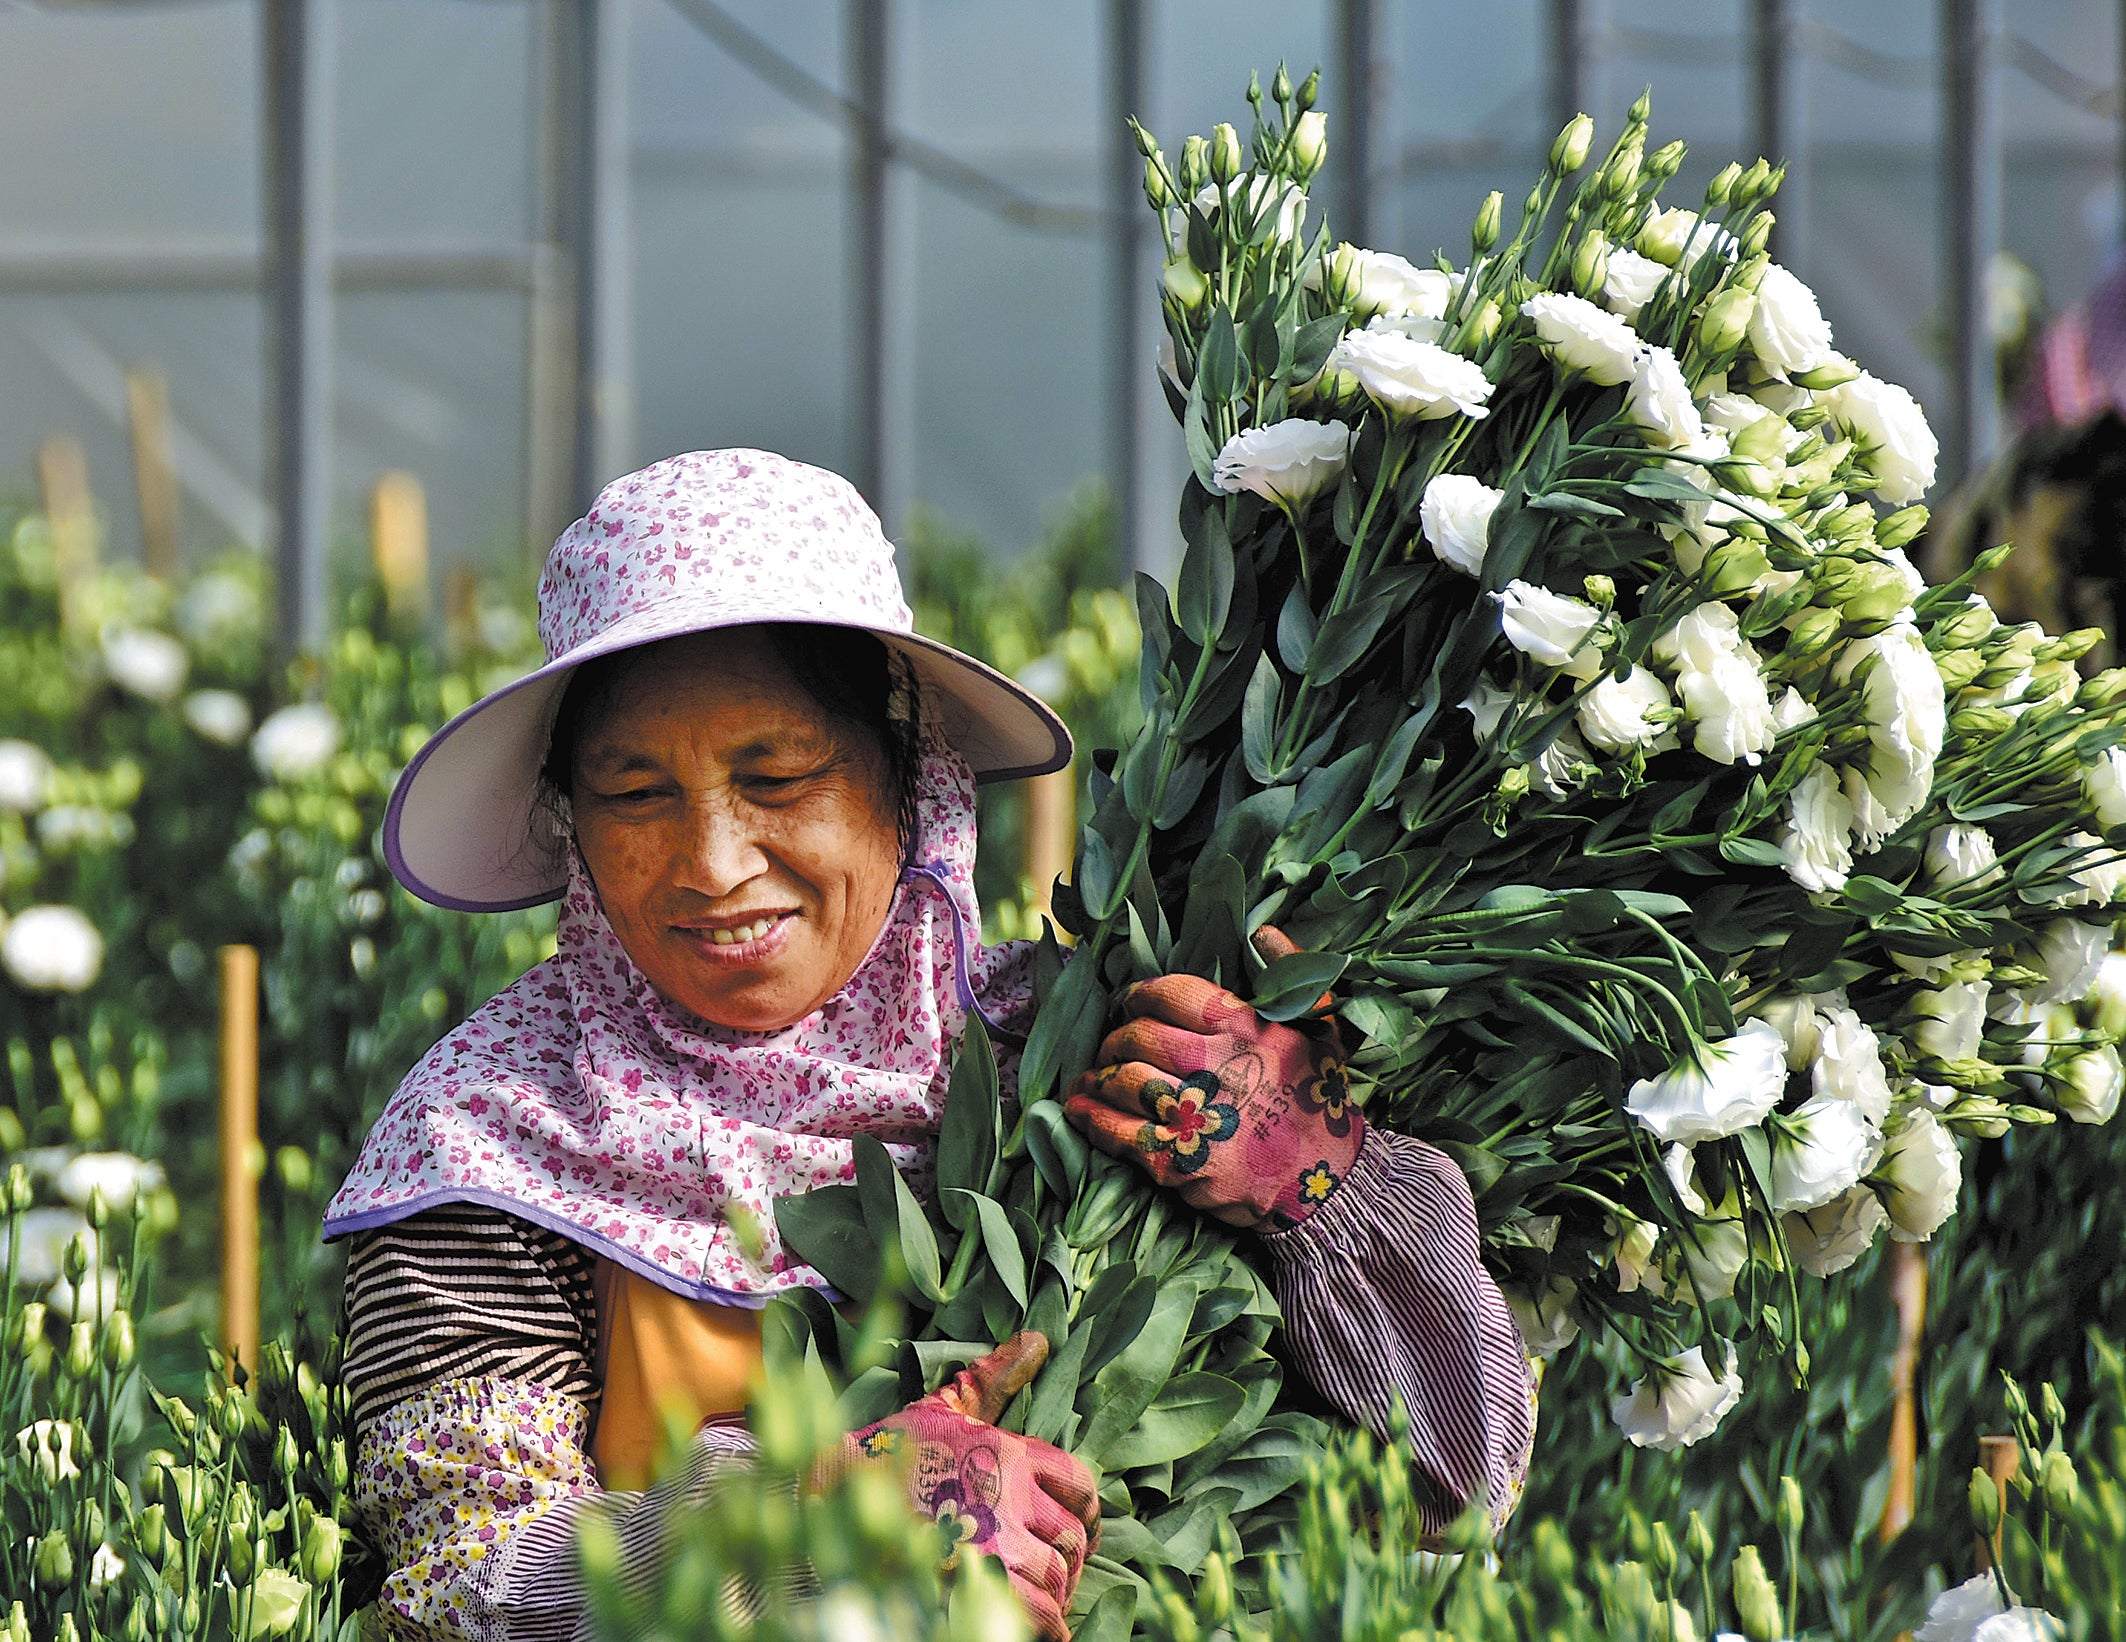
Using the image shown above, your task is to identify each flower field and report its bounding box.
[6,77,2126,1639]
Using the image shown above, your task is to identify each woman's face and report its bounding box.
[567,630,903,1034]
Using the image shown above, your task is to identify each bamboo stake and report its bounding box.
[1022,762,1076,929]
[1879,1238,1930,1542]
[36,435,97,616]
[219,944,261,1373]
[1974,1434,2020,1573]
[125,368,181,578]
[370,470,431,627]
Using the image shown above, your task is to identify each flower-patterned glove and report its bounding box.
[845,1332,1101,1641]
[1063,928,1364,1231]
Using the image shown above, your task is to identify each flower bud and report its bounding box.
[1936,649,1987,692]
[1969,1465,2003,1534]
[301,1514,343,1584]
[274,1423,302,1478]
[1584,574,1617,609]
[1698,286,1756,355]
[1776,1475,1804,1538]
[1195,1550,1234,1623]
[101,1309,136,1372]
[2043,1449,2079,1518]
[1741,212,1775,258]
[85,1186,108,1232]
[1783,606,1842,658]
[1271,64,1293,105]
[1472,189,1503,253]
[135,1502,168,1565]
[1464,298,1502,350]
[1497,766,1531,803]
[1731,411,1790,468]
[1550,113,1595,174]
[1871,504,1928,550]
[1686,1510,1715,1567]
[1142,154,1173,211]
[2041,1383,2068,1429]
[1603,142,1643,200]
[63,1230,91,1286]
[1731,1545,1782,1642]
[1706,162,1743,206]
[4,1165,30,1216]
[6,1602,28,1642]
[1179,134,1210,194]
[2078,668,2126,710]
[327,1437,349,1493]
[1289,110,1328,181]
[1649,1519,1678,1580]
[1532,1519,1577,1591]
[34,1532,72,1590]
[1209,122,1243,183]
[1297,69,1320,111]
[1647,139,1688,183]
[1822,502,1876,542]
[1571,230,1610,300]
[63,1320,96,1381]
[1793,354,1862,391]
[1737,158,1774,204]
[2036,627,2104,665]
[1162,258,1208,312]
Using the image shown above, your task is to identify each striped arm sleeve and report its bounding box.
[342,1205,600,1436]
[1256,1126,1539,1535]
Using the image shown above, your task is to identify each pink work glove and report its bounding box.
[844,1332,1100,1641]
[1063,928,1365,1231]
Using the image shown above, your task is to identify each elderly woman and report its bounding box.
[327,450,1535,1640]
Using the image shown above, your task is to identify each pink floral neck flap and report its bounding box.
[323,731,1032,1305]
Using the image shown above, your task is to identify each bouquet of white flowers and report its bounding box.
[777,73,2126,1623]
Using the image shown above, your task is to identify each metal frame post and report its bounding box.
[1944,0,2003,488]
[1333,0,1395,251]
[558,0,635,512]
[1546,0,1606,144]
[263,0,337,658]
[846,0,909,531]
[1750,0,1807,269]
[525,0,581,548]
[1107,0,1160,579]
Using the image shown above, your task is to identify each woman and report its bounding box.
[328,449,1535,1640]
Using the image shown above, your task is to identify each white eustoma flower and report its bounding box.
[1757,992,1825,1069]
[1822,371,1939,504]
[88,1542,126,1591]
[1770,1095,1884,1213]
[1336,248,1454,319]
[15,1419,81,1484]
[1699,393,1773,438]
[47,1264,121,1323]
[1916,1574,2064,1642]
[2089,952,2126,1039]
[2084,748,2126,831]
[1665,1143,1708,1215]
[1192,174,1306,243]
[1610,1342,1744,1451]
[1653,601,1746,673]
[1,905,105,993]
[1601,247,1670,320]
[1679,1205,1750,1303]
[1877,1110,1962,1241]
[1771,688,1817,733]
[1521,292,1641,386]
[55,1153,166,1213]
[1504,1275,1580,1356]
[0,740,53,813]
[2032,918,2110,1004]
[1844,763,1896,853]
[1496,581,1603,674]
[0,1207,90,1285]
[2059,1044,2124,1125]
[1212,419,1352,504]
[1609,1214,1664,1296]
[100,627,188,704]
[1638,207,1739,270]
[1912,980,1990,1062]
[1746,264,1835,379]
[1627,346,1706,450]
[1810,1005,1893,1123]
[175,570,259,644]
[1778,763,1855,893]
[1784,1186,1890,1277]
[183,689,254,747]
[1460,678,1513,740]
[1578,666,1678,755]
[2059,831,2126,907]
[251,703,342,782]
[1326,328,1494,420]
[1837,622,1947,831]
[1625,1019,1789,1143]
[1675,648,1778,766]
[1419,474,1503,576]
[1925,824,2001,891]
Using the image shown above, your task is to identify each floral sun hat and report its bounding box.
[384,448,1072,911]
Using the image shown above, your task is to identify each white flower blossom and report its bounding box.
[1419,474,1503,576]
[1822,371,1939,505]
[55,1153,166,1213]
[1700,393,1772,438]
[1770,1095,1884,1213]
[1757,992,1825,1069]
[1844,763,1896,853]
[251,703,342,783]
[1665,1143,1708,1215]
[1653,601,1747,674]
[1601,247,1670,320]
[1912,980,1991,1063]
[100,627,188,704]
[1192,174,1306,244]
[1609,1214,1664,1296]
[1747,264,1836,379]
[2059,831,2126,908]
[1779,763,1855,893]
[2089,951,2126,1039]
[1784,1187,1890,1277]
[2059,1044,2124,1125]
[1611,1342,1744,1451]
[183,689,254,747]
[1520,292,1642,386]
[174,571,259,645]
[1771,688,1816,733]
[1925,824,2001,891]
[1675,648,1778,766]
[1627,346,1706,451]
[1,905,105,993]
[1837,622,1946,832]
[2032,918,2111,1004]
[1625,1019,1789,1143]
[0,1207,90,1285]
[1326,328,1494,420]
[1578,666,1678,755]
[0,740,53,813]
[1916,1575,2063,1642]
[2084,749,2126,832]
[88,1542,126,1590]
[1877,1110,1962,1241]
[15,1419,81,1484]
[1677,1207,1751,1303]
[1810,1005,1893,1123]
[1496,580,1603,675]
[1505,1275,1580,1356]
[1212,419,1352,504]
[1335,247,1454,319]
[1459,678,1513,741]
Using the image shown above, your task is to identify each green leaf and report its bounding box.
[1102,1373,1248,1469]
[1198,307,1243,404]
[1079,1270,1160,1381]
[1022,1317,1096,1446]
[1153,753,1211,830]
[1241,652,1283,783]
[772,1184,878,1305]
[1024,1100,1090,1198]
[944,1188,1030,1308]
[1078,1281,1197,1462]
[935,1021,999,1228]
[1078,830,1121,921]
[1527,489,1626,520]
[1289,313,1346,385]
[1275,582,1317,672]
[1017,946,1106,1104]
[854,1136,946,1305]
[1068,1584,1141,1642]
[1251,949,1347,1021]
[1305,590,1396,685]
[1174,506,1236,646]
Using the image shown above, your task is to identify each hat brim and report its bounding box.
[382,621,1074,913]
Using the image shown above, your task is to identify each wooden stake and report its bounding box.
[36,435,97,605]
[125,368,181,578]
[443,564,479,657]
[370,471,431,627]
[1022,762,1076,928]
[1879,1239,1930,1542]
[219,944,261,1374]
[1975,1434,2021,1572]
